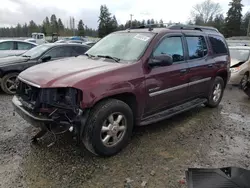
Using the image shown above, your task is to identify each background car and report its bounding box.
[0,40,37,58]
[0,43,90,94]
[83,41,96,47]
[229,46,250,87]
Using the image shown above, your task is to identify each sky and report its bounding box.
[1,0,250,29]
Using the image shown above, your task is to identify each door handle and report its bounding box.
[207,64,213,68]
[180,69,187,73]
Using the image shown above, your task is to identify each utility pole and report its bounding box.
[130,14,133,27]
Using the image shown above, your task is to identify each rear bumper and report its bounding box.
[12,96,53,128]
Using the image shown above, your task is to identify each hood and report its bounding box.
[0,56,30,67]
[19,56,126,88]
[230,58,244,67]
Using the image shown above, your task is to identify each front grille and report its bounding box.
[16,81,41,110]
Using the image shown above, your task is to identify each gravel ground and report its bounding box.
[1,86,250,188]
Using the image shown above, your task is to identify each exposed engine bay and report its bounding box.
[15,79,88,145]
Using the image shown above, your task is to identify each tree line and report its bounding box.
[0,0,249,38]
[0,14,98,38]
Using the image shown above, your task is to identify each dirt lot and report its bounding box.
[1,86,250,188]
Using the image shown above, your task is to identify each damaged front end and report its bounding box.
[12,78,89,144]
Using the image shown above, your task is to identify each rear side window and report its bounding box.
[17,42,35,50]
[186,36,208,60]
[209,35,228,55]
[72,46,89,55]
[45,46,73,58]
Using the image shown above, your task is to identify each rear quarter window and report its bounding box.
[209,35,228,55]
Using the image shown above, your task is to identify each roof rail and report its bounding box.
[126,23,219,33]
[167,24,219,32]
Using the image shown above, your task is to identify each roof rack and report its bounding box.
[127,23,219,33]
[167,24,219,32]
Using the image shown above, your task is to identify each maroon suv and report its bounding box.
[12,25,230,156]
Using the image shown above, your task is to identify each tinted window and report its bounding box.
[153,36,184,63]
[17,42,35,50]
[45,46,73,58]
[72,46,89,55]
[186,36,207,60]
[0,41,14,50]
[209,35,228,54]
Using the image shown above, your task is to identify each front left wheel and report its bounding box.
[82,99,134,157]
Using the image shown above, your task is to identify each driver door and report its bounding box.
[144,34,189,116]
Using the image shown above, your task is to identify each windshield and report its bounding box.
[21,44,51,58]
[229,49,250,62]
[86,32,155,61]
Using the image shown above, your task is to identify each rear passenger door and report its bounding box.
[185,34,215,99]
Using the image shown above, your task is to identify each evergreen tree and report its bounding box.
[241,12,250,36]
[212,14,225,33]
[141,20,146,26]
[110,15,118,31]
[159,19,164,27]
[78,20,85,36]
[225,0,244,37]
[50,14,58,33]
[98,5,113,38]
[58,18,64,35]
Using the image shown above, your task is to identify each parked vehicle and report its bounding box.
[228,46,250,87]
[0,40,37,58]
[25,33,46,44]
[0,43,90,94]
[13,25,230,156]
[83,41,96,47]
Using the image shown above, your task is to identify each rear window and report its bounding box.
[209,35,228,55]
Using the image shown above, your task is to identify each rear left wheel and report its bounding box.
[206,77,224,108]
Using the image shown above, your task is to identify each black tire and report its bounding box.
[1,72,19,95]
[82,99,134,156]
[206,76,225,108]
[240,73,249,89]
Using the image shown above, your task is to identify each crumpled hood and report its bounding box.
[0,56,30,67]
[19,56,125,88]
[230,58,244,67]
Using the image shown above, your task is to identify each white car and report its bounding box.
[229,46,250,87]
[0,40,37,58]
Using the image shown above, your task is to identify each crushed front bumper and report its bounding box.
[12,96,53,128]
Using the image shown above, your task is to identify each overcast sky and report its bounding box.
[1,0,250,29]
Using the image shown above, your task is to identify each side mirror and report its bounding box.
[149,54,173,67]
[41,55,51,62]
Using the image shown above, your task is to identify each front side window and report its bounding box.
[186,36,207,60]
[44,46,72,58]
[86,32,155,61]
[153,36,184,63]
[0,41,14,50]
[21,44,51,58]
[17,42,35,50]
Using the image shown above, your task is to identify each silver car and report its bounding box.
[0,40,37,58]
[229,46,250,87]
